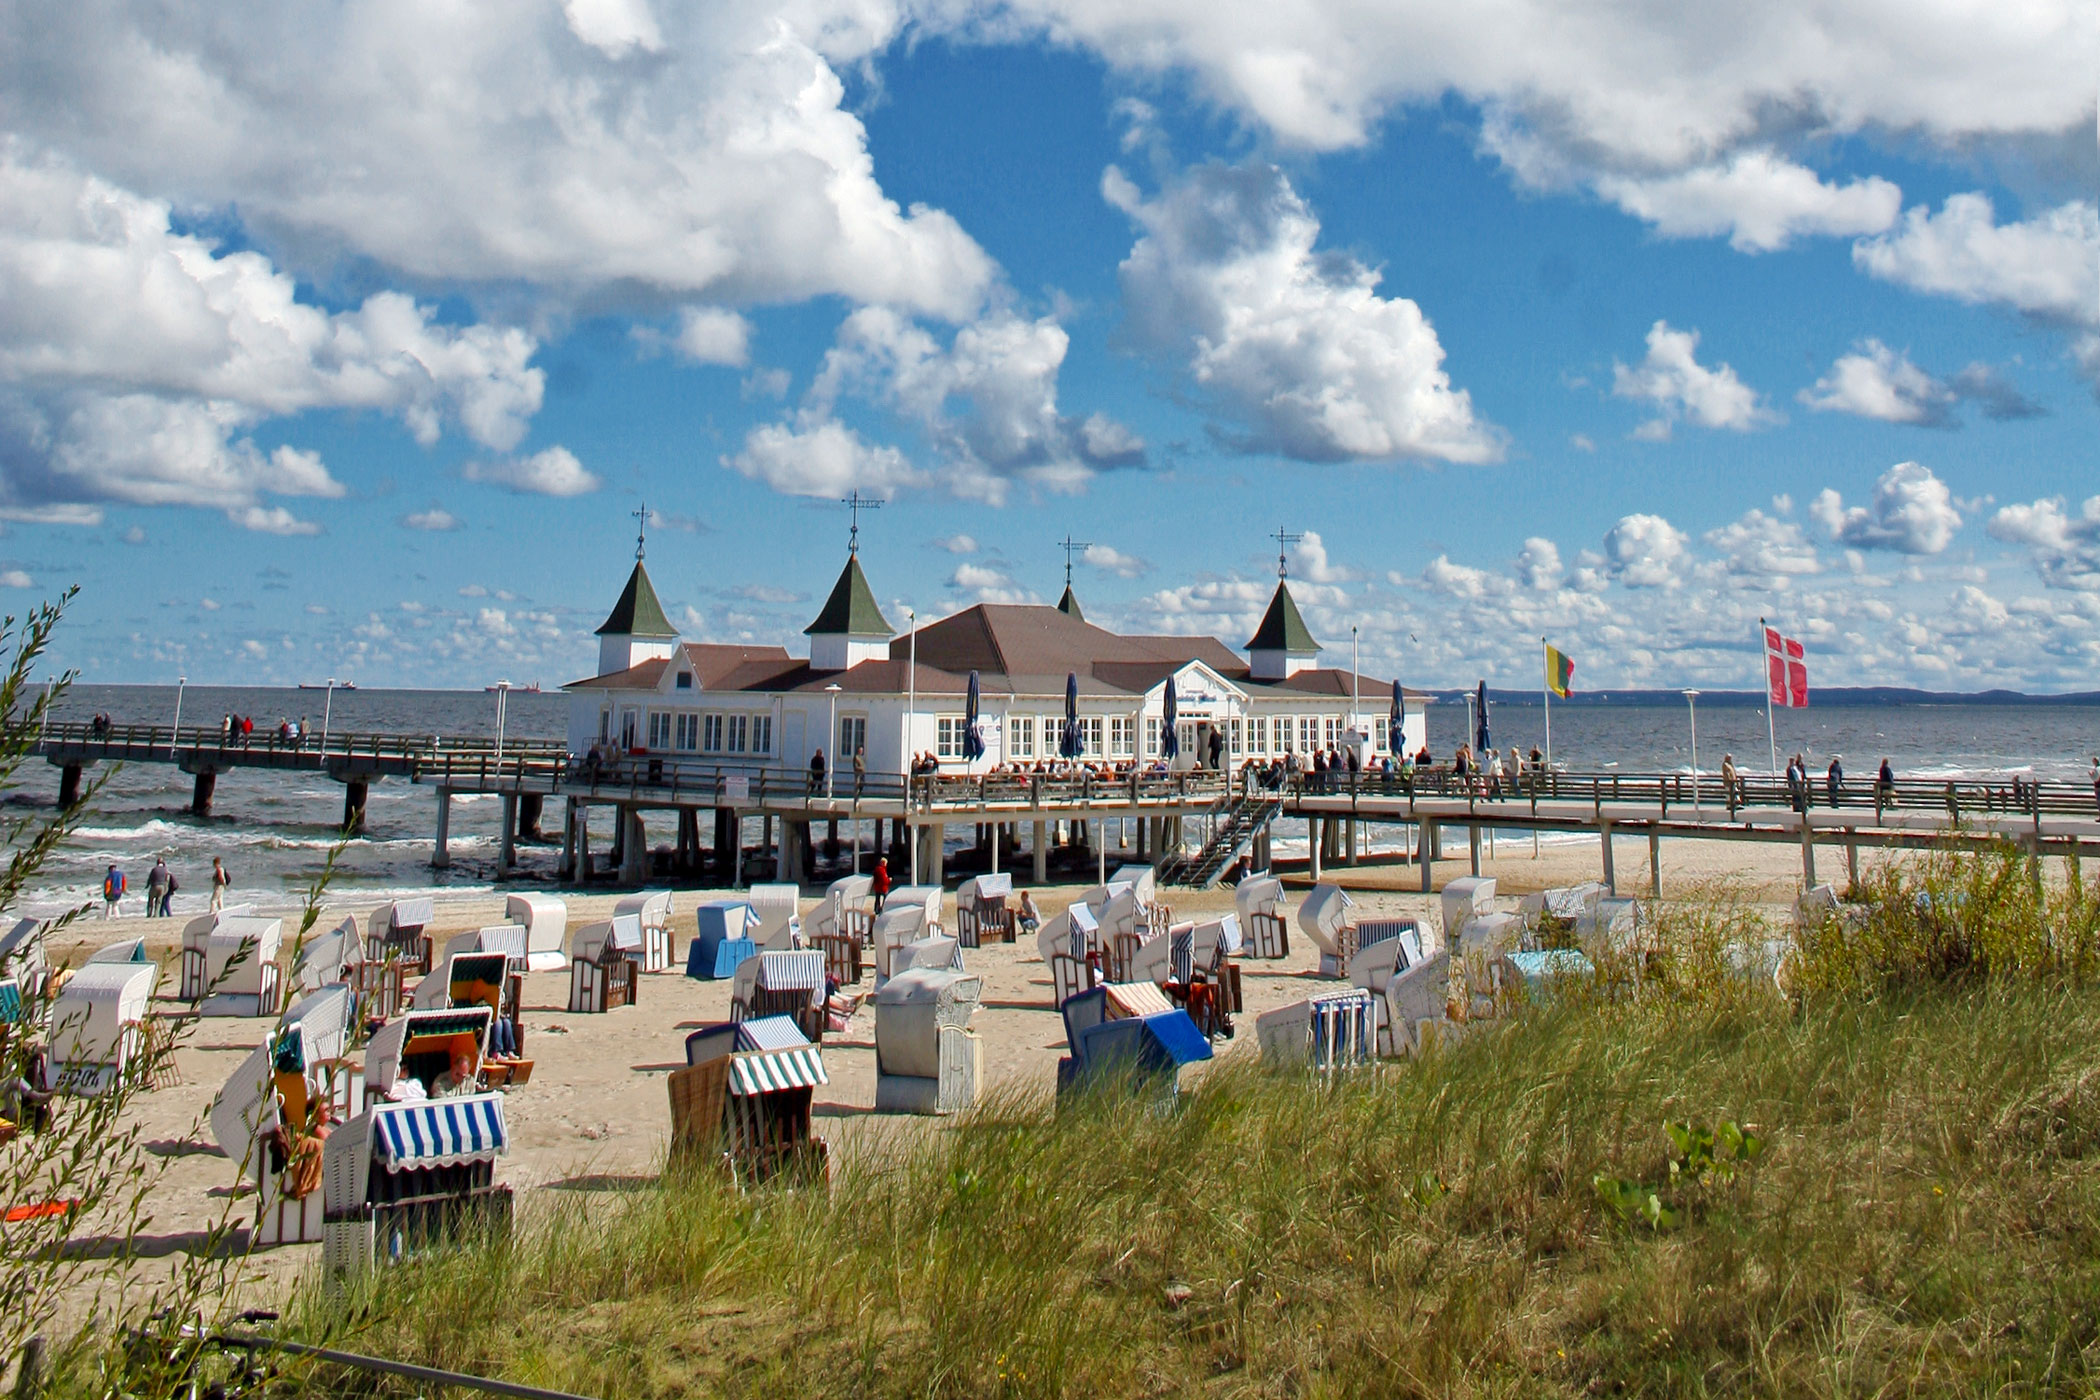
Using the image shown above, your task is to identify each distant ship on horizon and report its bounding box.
[295,680,356,691]
[486,682,541,694]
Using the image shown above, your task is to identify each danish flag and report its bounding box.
[1763,624,1808,709]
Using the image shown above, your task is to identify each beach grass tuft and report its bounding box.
[273,853,2100,1397]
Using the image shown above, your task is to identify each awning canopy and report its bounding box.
[374,1095,508,1172]
[727,1047,828,1096]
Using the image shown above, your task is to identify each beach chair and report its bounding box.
[1457,912,1523,1021]
[362,1005,496,1105]
[182,915,284,1018]
[505,893,569,971]
[1257,989,1378,1070]
[1109,864,1160,908]
[683,1017,829,1187]
[1441,876,1497,950]
[885,885,945,936]
[210,985,359,1245]
[289,914,365,1003]
[0,978,21,1028]
[688,901,759,980]
[1495,948,1596,1005]
[746,884,803,951]
[808,875,875,948]
[1381,953,1459,1058]
[0,916,52,1000]
[44,961,156,1096]
[873,966,984,1114]
[1048,902,1099,1008]
[1296,883,1358,977]
[412,950,529,1063]
[955,872,1014,948]
[568,916,642,1014]
[1522,884,1605,949]
[86,935,153,965]
[871,902,930,983]
[612,891,676,972]
[366,898,435,975]
[1056,1006,1212,1107]
[730,949,828,1041]
[1235,875,1290,959]
[321,1091,511,1283]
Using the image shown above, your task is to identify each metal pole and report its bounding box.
[494,680,510,765]
[1760,617,1777,774]
[321,678,336,750]
[1684,689,1702,816]
[1541,637,1552,771]
[170,676,186,757]
[907,611,917,886]
[1351,626,1360,760]
[825,685,839,800]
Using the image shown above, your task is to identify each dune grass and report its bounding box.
[272,858,2100,1398]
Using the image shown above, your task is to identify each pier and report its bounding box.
[36,718,2100,892]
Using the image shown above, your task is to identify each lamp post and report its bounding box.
[1683,689,1702,815]
[170,676,186,757]
[1351,625,1360,769]
[493,680,512,765]
[824,683,841,800]
[320,677,338,751]
[906,610,918,886]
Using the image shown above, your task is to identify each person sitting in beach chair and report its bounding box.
[433,1044,480,1097]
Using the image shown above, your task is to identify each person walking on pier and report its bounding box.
[146,857,172,918]
[1721,754,1741,807]
[2090,756,2098,813]
[209,857,231,912]
[1878,758,1896,806]
[808,746,826,795]
[101,863,126,918]
[1826,756,1844,809]
[853,745,866,795]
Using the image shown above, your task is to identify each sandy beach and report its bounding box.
[30,831,1824,1319]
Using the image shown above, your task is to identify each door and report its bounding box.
[782,711,806,772]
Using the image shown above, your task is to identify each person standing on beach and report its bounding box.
[210,856,231,912]
[870,857,890,914]
[101,863,126,918]
[146,857,171,918]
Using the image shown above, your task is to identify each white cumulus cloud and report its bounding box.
[1083,543,1150,578]
[1704,508,1821,582]
[726,416,920,499]
[672,307,754,367]
[1613,321,1776,439]
[1809,461,1963,554]
[1595,152,1900,253]
[1853,195,2099,323]
[1800,340,2042,427]
[1988,495,2100,591]
[463,445,601,497]
[1109,162,1500,465]
[400,507,463,531]
[1602,513,1690,587]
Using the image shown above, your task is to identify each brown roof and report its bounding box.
[563,642,792,692]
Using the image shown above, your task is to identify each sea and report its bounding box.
[15,684,2100,918]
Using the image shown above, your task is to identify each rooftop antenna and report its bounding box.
[841,489,882,556]
[1271,526,1304,579]
[1059,534,1093,589]
[632,500,648,561]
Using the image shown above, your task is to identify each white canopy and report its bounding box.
[505,892,568,969]
[1235,876,1286,921]
[48,961,155,1071]
[291,915,363,998]
[1296,884,1355,958]
[613,890,673,930]
[746,883,803,950]
[201,916,283,1001]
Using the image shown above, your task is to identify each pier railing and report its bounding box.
[39,720,567,767]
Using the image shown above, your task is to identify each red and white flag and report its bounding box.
[1763,624,1808,708]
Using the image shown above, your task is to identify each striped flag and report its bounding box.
[1763,625,1808,708]
[1544,643,1575,698]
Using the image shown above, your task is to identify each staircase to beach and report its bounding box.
[1160,789,1283,888]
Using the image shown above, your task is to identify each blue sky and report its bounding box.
[0,2,2094,692]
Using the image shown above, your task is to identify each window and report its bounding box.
[1145,717,1161,757]
[728,714,748,753]
[599,709,610,743]
[647,711,673,749]
[936,715,966,760]
[1110,716,1134,757]
[751,714,772,755]
[619,711,636,748]
[1178,721,1196,759]
[1300,717,1320,753]
[1008,715,1034,759]
[1229,718,1243,757]
[675,671,693,690]
[675,714,699,751]
[1247,716,1265,754]
[1324,717,1341,748]
[1081,716,1103,758]
[703,714,724,753]
[840,715,867,760]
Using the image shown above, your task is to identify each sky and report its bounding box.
[0,0,2095,694]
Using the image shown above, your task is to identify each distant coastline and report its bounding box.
[1427,687,2100,708]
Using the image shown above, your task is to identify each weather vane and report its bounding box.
[1059,534,1093,589]
[841,490,882,556]
[1271,526,1303,579]
[633,500,648,561]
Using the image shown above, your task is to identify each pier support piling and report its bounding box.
[1033,820,1048,883]
[190,770,217,818]
[57,763,82,809]
[432,788,452,869]
[1468,823,1482,877]
[1598,818,1616,894]
[340,780,368,836]
[619,806,645,885]
[559,798,579,879]
[1800,818,1817,888]
[517,792,544,841]
[1649,828,1661,896]
[498,793,518,872]
[1309,817,1323,882]
[1846,836,1860,891]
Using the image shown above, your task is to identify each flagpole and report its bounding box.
[1541,638,1555,771]
[1760,616,1777,775]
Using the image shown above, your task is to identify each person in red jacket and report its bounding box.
[870,857,890,914]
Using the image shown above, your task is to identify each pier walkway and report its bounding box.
[35,717,2100,893]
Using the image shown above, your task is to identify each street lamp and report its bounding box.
[824,683,841,800]
[170,676,187,757]
[320,677,338,750]
[1683,689,1702,815]
[493,680,512,764]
